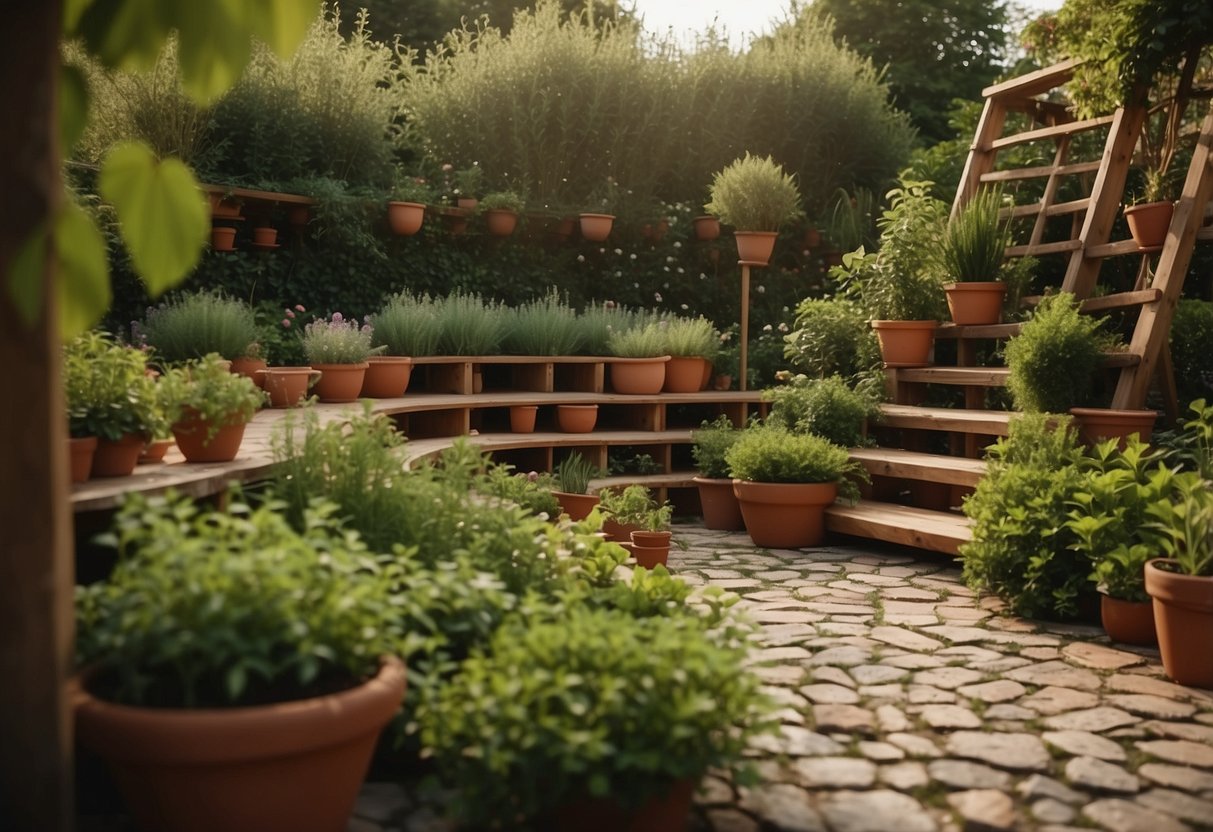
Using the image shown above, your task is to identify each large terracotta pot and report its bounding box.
[734,231,777,265]
[211,227,237,252]
[360,357,413,398]
[311,363,369,403]
[692,216,720,241]
[510,405,538,433]
[693,476,744,531]
[387,201,425,236]
[259,367,320,408]
[1123,201,1174,249]
[172,408,248,464]
[1144,559,1213,688]
[92,433,145,479]
[229,357,268,389]
[1069,408,1156,450]
[663,356,706,393]
[610,356,671,395]
[553,778,695,832]
[557,405,598,433]
[69,436,98,484]
[484,209,518,236]
[870,320,937,368]
[1100,594,1157,646]
[579,213,615,242]
[732,480,838,549]
[944,282,1006,326]
[72,657,406,832]
[553,491,600,521]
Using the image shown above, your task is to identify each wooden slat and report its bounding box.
[1021,289,1161,314]
[1046,198,1092,217]
[980,160,1102,183]
[589,471,699,493]
[989,115,1116,151]
[848,448,986,488]
[404,429,696,466]
[879,404,1014,436]
[893,367,1009,387]
[953,97,1009,215]
[201,183,316,206]
[1005,240,1083,257]
[826,500,972,555]
[982,59,1079,100]
[935,323,1023,340]
[1084,238,1158,258]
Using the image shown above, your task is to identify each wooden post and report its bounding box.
[0,3,75,831]
[739,263,750,391]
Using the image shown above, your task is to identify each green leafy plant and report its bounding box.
[434,291,507,356]
[825,186,877,252]
[1146,471,1213,577]
[62,330,159,440]
[598,485,672,532]
[372,293,442,357]
[554,452,601,495]
[391,176,435,204]
[479,190,525,212]
[502,289,584,355]
[453,165,483,200]
[157,354,266,440]
[692,415,742,479]
[1157,398,1213,479]
[1004,293,1121,413]
[663,316,719,360]
[725,426,867,501]
[765,375,880,448]
[705,153,804,231]
[939,189,1009,283]
[607,321,669,358]
[138,291,258,363]
[1170,300,1213,405]
[784,297,881,380]
[476,464,561,518]
[302,312,378,364]
[76,491,405,708]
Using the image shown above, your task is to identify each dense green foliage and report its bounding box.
[608,321,669,358]
[692,415,742,480]
[725,426,866,500]
[372,293,443,357]
[1171,299,1213,405]
[1147,471,1213,577]
[598,485,671,531]
[502,289,584,355]
[939,189,1009,283]
[705,154,803,232]
[301,313,378,364]
[554,452,601,494]
[157,354,266,438]
[783,297,881,380]
[475,464,562,517]
[137,291,258,362]
[765,375,880,448]
[62,331,160,441]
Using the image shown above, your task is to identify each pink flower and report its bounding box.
[331,312,344,323]
[285,309,295,319]
[282,318,291,328]
[295,304,305,312]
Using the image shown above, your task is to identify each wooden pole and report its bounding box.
[739,263,750,391]
[0,4,75,831]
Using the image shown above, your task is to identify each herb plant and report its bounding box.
[598,485,671,532]
[705,153,803,231]
[158,354,266,440]
[434,291,507,356]
[372,293,442,357]
[502,289,584,355]
[1146,472,1213,577]
[692,415,741,479]
[939,189,1009,283]
[139,291,258,363]
[554,452,601,495]
[63,331,159,441]
[725,427,867,501]
[784,297,881,380]
[478,190,525,212]
[607,321,669,358]
[476,464,561,518]
[302,312,377,364]
[765,375,880,448]
[663,316,719,360]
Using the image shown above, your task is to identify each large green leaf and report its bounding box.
[74,0,170,73]
[54,203,111,338]
[98,141,208,297]
[246,0,318,60]
[60,65,90,154]
[169,1,253,104]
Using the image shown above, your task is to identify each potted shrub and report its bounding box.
[230,341,268,389]
[597,485,649,541]
[939,189,1011,325]
[552,452,602,520]
[501,289,585,357]
[388,177,433,236]
[607,322,671,395]
[1123,167,1176,249]
[629,499,675,570]
[764,374,880,448]
[366,292,442,398]
[725,426,867,548]
[302,313,380,403]
[453,165,483,211]
[158,354,266,463]
[662,316,719,393]
[73,493,407,832]
[704,153,804,266]
[139,291,258,365]
[479,190,525,236]
[692,415,744,531]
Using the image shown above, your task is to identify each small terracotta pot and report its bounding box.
[138,439,174,465]
[870,320,937,368]
[92,434,145,478]
[1100,594,1157,646]
[288,205,310,227]
[630,530,672,569]
[310,363,369,403]
[360,357,413,398]
[579,213,615,242]
[251,227,278,246]
[944,282,1006,326]
[457,197,479,212]
[663,356,706,393]
[734,230,778,265]
[509,405,538,433]
[230,357,268,389]
[484,209,518,236]
[1145,558,1213,688]
[556,404,598,433]
[610,356,671,395]
[693,476,744,530]
[172,408,248,464]
[387,201,425,236]
[1123,201,1174,249]
[713,374,733,391]
[208,193,241,219]
[733,480,838,549]
[69,436,98,484]
[692,215,721,241]
[1069,408,1157,450]
[259,367,320,408]
[553,490,600,521]
[211,227,237,252]
[553,778,695,832]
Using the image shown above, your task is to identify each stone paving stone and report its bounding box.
[955,680,1027,703]
[879,761,930,790]
[886,732,943,758]
[858,683,908,700]
[1021,646,1062,660]
[911,667,986,690]
[758,623,819,646]
[737,783,825,832]
[754,570,803,581]
[1041,730,1127,761]
[800,683,860,704]
[749,609,826,624]
[706,808,761,832]
[1042,706,1140,732]
[936,606,993,622]
[882,586,943,601]
[881,653,947,670]
[936,645,1003,662]
[697,776,736,805]
[1016,774,1086,804]
[1136,739,1213,768]
[908,686,959,705]
[1106,694,1198,720]
[750,725,845,757]
[818,790,939,832]
[1140,720,1213,743]
[883,613,942,626]
[1136,788,1213,825]
[945,731,1050,771]
[928,759,1013,790]
[875,704,910,733]
[810,665,857,688]
[1031,798,1076,825]
[1064,756,1140,793]
[946,789,1016,831]
[850,664,909,685]
[1004,661,1102,691]
[967,656,1032,674]
[754,664,810,685]
[812,704,875,736]
[793,757,877,788]
[1061,642,1146,670]
[806,645,871,667]
[1080,799,1192,832]
[1019,686,1102,715]
[857,741,906,761]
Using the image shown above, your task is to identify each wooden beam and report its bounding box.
[953,98,1008,217]
[981,59,1079,100]
[980,160,1102,183]
[988,115,1115,151]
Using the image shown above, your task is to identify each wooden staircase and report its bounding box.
[827,61,1213,556]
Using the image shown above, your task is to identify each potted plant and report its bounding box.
[692,415,744,531]
[453,165,483,211]
[692,214,720,241]
[387,178,433,236]
[302,313,380,403]
[725,426,867,548]
[211,226,237,251]
[251,225,278,247]
[158,354,266,463]
[1124,167,1177,249]
[1144,471,1213,688]
[704,153,804,266]
[939,189,1011,325]
[365,293,442,398]
[629,491,676,570]
[662,316,719,393]
[552,452,602,520]
[607,322,672,395]
[139,291,258,365]
[764,374,879,448]
[479,190,525,236]
[73,493,407,832]
[557,404,598,433]
[230,341,268,388]
[597,485,649,542]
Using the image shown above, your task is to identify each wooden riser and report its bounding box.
[849,448,986,488]
[879,404,1013,436]
[826,500,972,556]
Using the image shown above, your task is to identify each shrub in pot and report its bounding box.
[364,295,441,398]
[502,288,584,356]
[474,463,562,518]
[159,354,266,463]
[939,189,1011,325]
[599,485,675,568]
[73,493,407,832]
[433,291,508,357]
[692,415,744,531]
[139,291,257,365]
[662,316,719,392]
[302,312,380,402]
[607,322,671,395]
[479,190,525,236]
[705,153,803,265]
[725,426,866,549]
[387,177,433,236]
[1123,167,1176,249]
[552,452,603,521]
[764,374,880,448]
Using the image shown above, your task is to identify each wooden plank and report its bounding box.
[588,471,701,493]
[201,183,317,206]
[895,367,1009,387]
[411,354,611,366]
[404,429,697,467]
[879,404,1014,435]
[980,160,1102,183]
[936,322,1023,340]
[556,362,605,393]
[1046,197,1092,217]
[953,97,1008,215]
[1197,225,1213,241]
[1021,288,1161,313]
[1029,135,1072,246]
[825,501,972,555]
[989,115,1115,151]
[423,361,473,394]
[982,59,1078,100]
[1005,240,1082,257]
[848,448,986,487]
[1084,238,1159,258]
[511,362,553,393]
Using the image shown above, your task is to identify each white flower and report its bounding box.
[654,292,663,302]
[614,248,623,255]
[577,254,585,263]
[763,324,773,332]
[673,242,682,249]
[778,322,789,332]
[680,303,689,310]
[676,267,684,274]
[757,285,766,294]
[629,253,637,260]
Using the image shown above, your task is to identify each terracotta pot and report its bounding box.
[457,197,479,212]
[732,480,838,549]
[387,201,425,236]
[69,436,98,484]
[211,227,237,252]
[92,433,145,478]
[663,356,706,393]
[631,542,670,570]
[631,530,671,549]
[509,405,538,433]
[640,219,669,244]
[484,209,518,236]
[734,231,777,265]
[553,491,600,521]
[944,282,1006,326]
[1100,594,1157,646]
[803,227,823,248]
[1145,559,1213,688]
[700,360,713,391]
[288,205,310,227]
[360,357,413,398]
[692,215,720,241]
[579,213,615,242]
[259,367,320,408]
[72,657,406,832]
[554,216,576,240]
[1123,201,1174,249]
[553,778,695,832]
[601,517,642,541]
[1068,408,1157,450]
[557,404,598,433]
[138,438,174,465]
[208,193,241,219]
[443,213,468,235]
[172,408,248,464]
[870,320,937,368]
[693,476,744,531]
[311,363,369,403]
[713,374,733,391]
[230,357,268,389]
[251,227,277,246]
[610,356,671,395]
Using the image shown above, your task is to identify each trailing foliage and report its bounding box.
[692,415,742,480]
[764,375,880,448]
[137,291,258,363]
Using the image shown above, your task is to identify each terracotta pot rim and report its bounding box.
[578,212,616,220]
[387,200,426,209]
[557,404,598,411]
[1123,200,1174,214]
[71,435,99,449]
[366,355,413,365]
[511,405,539,412]
[692,475,733,486]
[943,281,1006,291]
[733,479,838,506]
[733,229,778,237]
[310,362,370,370]
[609,355,672,364]
[870,319,939,329]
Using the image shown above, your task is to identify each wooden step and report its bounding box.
[1085,239,1161,258]
[879,404,1013,436]
[848,448,986,488]
[589,471,699,493]
[936,322,1023,340]
[892,367,1009,387]
[403,429,695,465]
[826,500,972,555]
